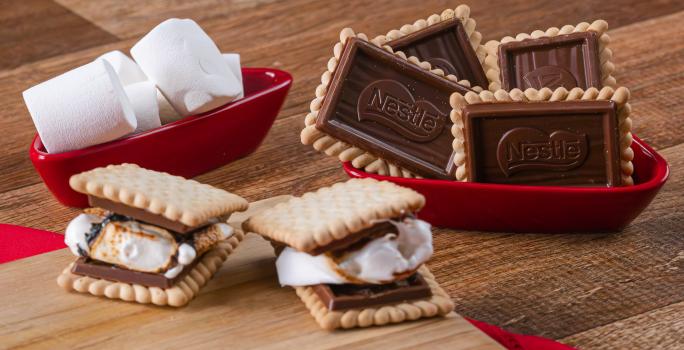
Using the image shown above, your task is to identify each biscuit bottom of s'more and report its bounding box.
[295,266,454,330]
[57,229,244,307]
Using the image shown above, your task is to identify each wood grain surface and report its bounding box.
[0,197,503,350]
[0,1,683,349]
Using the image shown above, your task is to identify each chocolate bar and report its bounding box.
[310,221,397,256]
[89,196,204,234]
[498,32,601,90]
[462,100,621,186]
[388,18,488,89]
[312,273,432,310]
[316,38,472,179]
[72,257,197,289]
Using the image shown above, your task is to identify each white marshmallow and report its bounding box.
[276,218,434,286]
[215,223,235,239]
[131,18,241,117]
[89,221,177,273]
[157,89,183,124]
[124,81,161,133]
[23,60,137,153]
[97,50,147,86]
[164,264,184,279]
[177,243,197,265]
[276,248,348,286]
[64,213,102,256]
[222,53,243,99]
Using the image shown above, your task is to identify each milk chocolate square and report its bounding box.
[389,18,489,89]
[316,38,472,179]
[498,32,602,90]
[72,257,197,289]
[462,100,621,186]
[312,273,432,311]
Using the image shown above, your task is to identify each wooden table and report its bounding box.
[0,0,682,349]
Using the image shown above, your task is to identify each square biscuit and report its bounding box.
[69,164,249,228]
[301,12,483,179]
[57,229,244,307]
[243,178,425,254]
[449,86,634,185]
[376,5,488,89]
[483,20,615,91]
[295,266,454,330]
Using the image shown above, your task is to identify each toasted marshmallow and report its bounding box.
[65,213,231,276]
[65,213,102,256]
[89,221,178,273]
[276,248,347,285]
[276,218,433,286]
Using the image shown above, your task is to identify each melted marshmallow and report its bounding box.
[90,222,177,273]
[276,248,347,286]
[65,213,102,256]
[215,223,234,239]
[65,214,232,275]
[276,218,433,286]
[164,264,185,279]
[166,223,234,277]
[177,243,196,265]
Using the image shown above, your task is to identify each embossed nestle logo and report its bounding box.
[523,66,578,90]
[425,57,457,76]
[357,80,446,142]
[496,127,588,176]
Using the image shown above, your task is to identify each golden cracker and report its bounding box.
[295,266,454,330]
[70,164,249,228]
[243,178,424,254]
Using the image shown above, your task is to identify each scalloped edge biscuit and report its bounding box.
[483,19,616,91]
[449,86,634,185]
[372,5,487,87]
[243,178,425,254]
[69,164,249,228]
[56,229,244,307]
[295,266,454,330]
[301,12,482,179]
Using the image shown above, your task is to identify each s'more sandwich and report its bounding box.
[57,164,249,307]
[243,178,454,330]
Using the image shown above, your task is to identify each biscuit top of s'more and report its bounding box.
[69,164,248,229]
[243,178,425,254]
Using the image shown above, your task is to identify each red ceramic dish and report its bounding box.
[30,68,292,207]
[344,135,669,232]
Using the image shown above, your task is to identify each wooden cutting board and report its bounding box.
[0,196,502,349]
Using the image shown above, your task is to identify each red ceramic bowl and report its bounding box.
[344,135,669,232]
[30,68,292,207]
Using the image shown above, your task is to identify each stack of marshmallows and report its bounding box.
[23,19,244,154]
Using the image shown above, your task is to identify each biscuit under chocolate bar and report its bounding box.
[498,32,601,90]
[316,38,471,179]
[462,100,621,186]
[72,257,198,289]
[389,18,488,89]
[312,273,432,311]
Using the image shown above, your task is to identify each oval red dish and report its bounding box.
[344,135,669,232]
[30,68,292,207]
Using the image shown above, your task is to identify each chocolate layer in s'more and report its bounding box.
[57,164,248,307]
[243,178,454,330]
